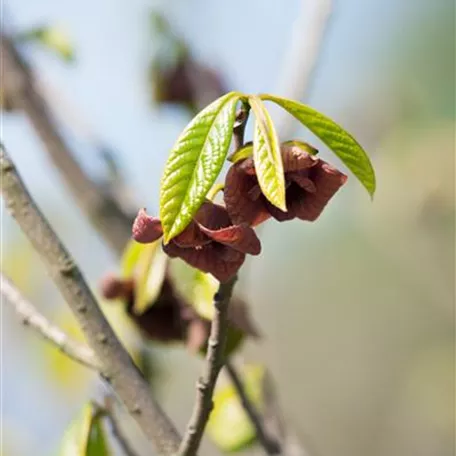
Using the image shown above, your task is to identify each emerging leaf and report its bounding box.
[207,365,266,452]
[59,403,111,456]
[260,94,376,197]
[228,143,253,163]
[120,239,168,315]
[159,92,241,243]
[248,96,286,211]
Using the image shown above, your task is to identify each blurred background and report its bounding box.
[1,0,454,455]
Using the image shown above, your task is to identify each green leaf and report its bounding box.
[260,94,376,197]
[228,144,253,163]
[121,239,143,279]
[59,403,111,456]
[160,92,241,243]
[121,239,168,315]
[207,364,266,452]
[248,95,286,211]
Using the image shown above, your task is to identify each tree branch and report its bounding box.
[225,361,281,455]
[1,34,133,256]
[0,145,181,455]
[275,0,333,138]
[178,276,237,456]
[0,272,100,371]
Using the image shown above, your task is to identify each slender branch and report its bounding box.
[225,361,281,455]
[0,272,100,371]
[262,370,315,456]
[232,104,250,153]
[1,33,133,256]
[0,145,181,455]
[178,276,238,456]
[275,0,333,138]
[104,396,141,456]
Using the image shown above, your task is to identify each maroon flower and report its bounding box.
[100,273,260,353]
[100,273,189,344]
[224,143,348,226]
[132,201,261,282]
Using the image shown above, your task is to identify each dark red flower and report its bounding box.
[224,143,348,226]
[100,273,260,353]
[132,201,261,282]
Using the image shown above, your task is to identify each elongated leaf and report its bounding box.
[260,94,376,196]
[59,403,111,456]
[121,239,143,279]
[160,92,241,242]
[248,96,286,211]
[121,239,168,315]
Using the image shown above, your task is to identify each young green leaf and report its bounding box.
[160,92,241,243]
[228,144,253,163]
[260,94,376,196]
[120,239,168,315]
[59,403,111,456]
[121,239,143,279]
[248,96,286,211]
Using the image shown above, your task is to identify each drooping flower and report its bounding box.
[224,142,348,226]
[132,201,261,282]
[100,273,260,353]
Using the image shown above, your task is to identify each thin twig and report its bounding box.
[1,34,133,256]
[0,272,100,371]
[262,370,315,456]
[104,396,141,456]
[275,0,333,138]
[232,103,250,153]
[225,361,281,455]
[178,276,238,456]
[0,145,181,455]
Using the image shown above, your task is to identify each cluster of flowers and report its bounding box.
[133,142,348,282]
[100,142,346,347]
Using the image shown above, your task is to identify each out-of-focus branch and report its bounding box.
[225,361,281,455]
[178,276,237,456]
[0,272,100,371]
[262,370,316,456]
[275,0,333,138]
[1,33,133,256]
[0,145,181,455]
[104,396,141,456]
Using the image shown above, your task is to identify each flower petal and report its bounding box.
[163,242,245,282]
[132,209,163,243]
[193,201,232,229]
[224,160,271,227]
[198,223,261,255]
[294,161,347,221]
[281,144,319,172]
[228,298,261,339]
[173,220,211,248]
[287,172,317,192]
